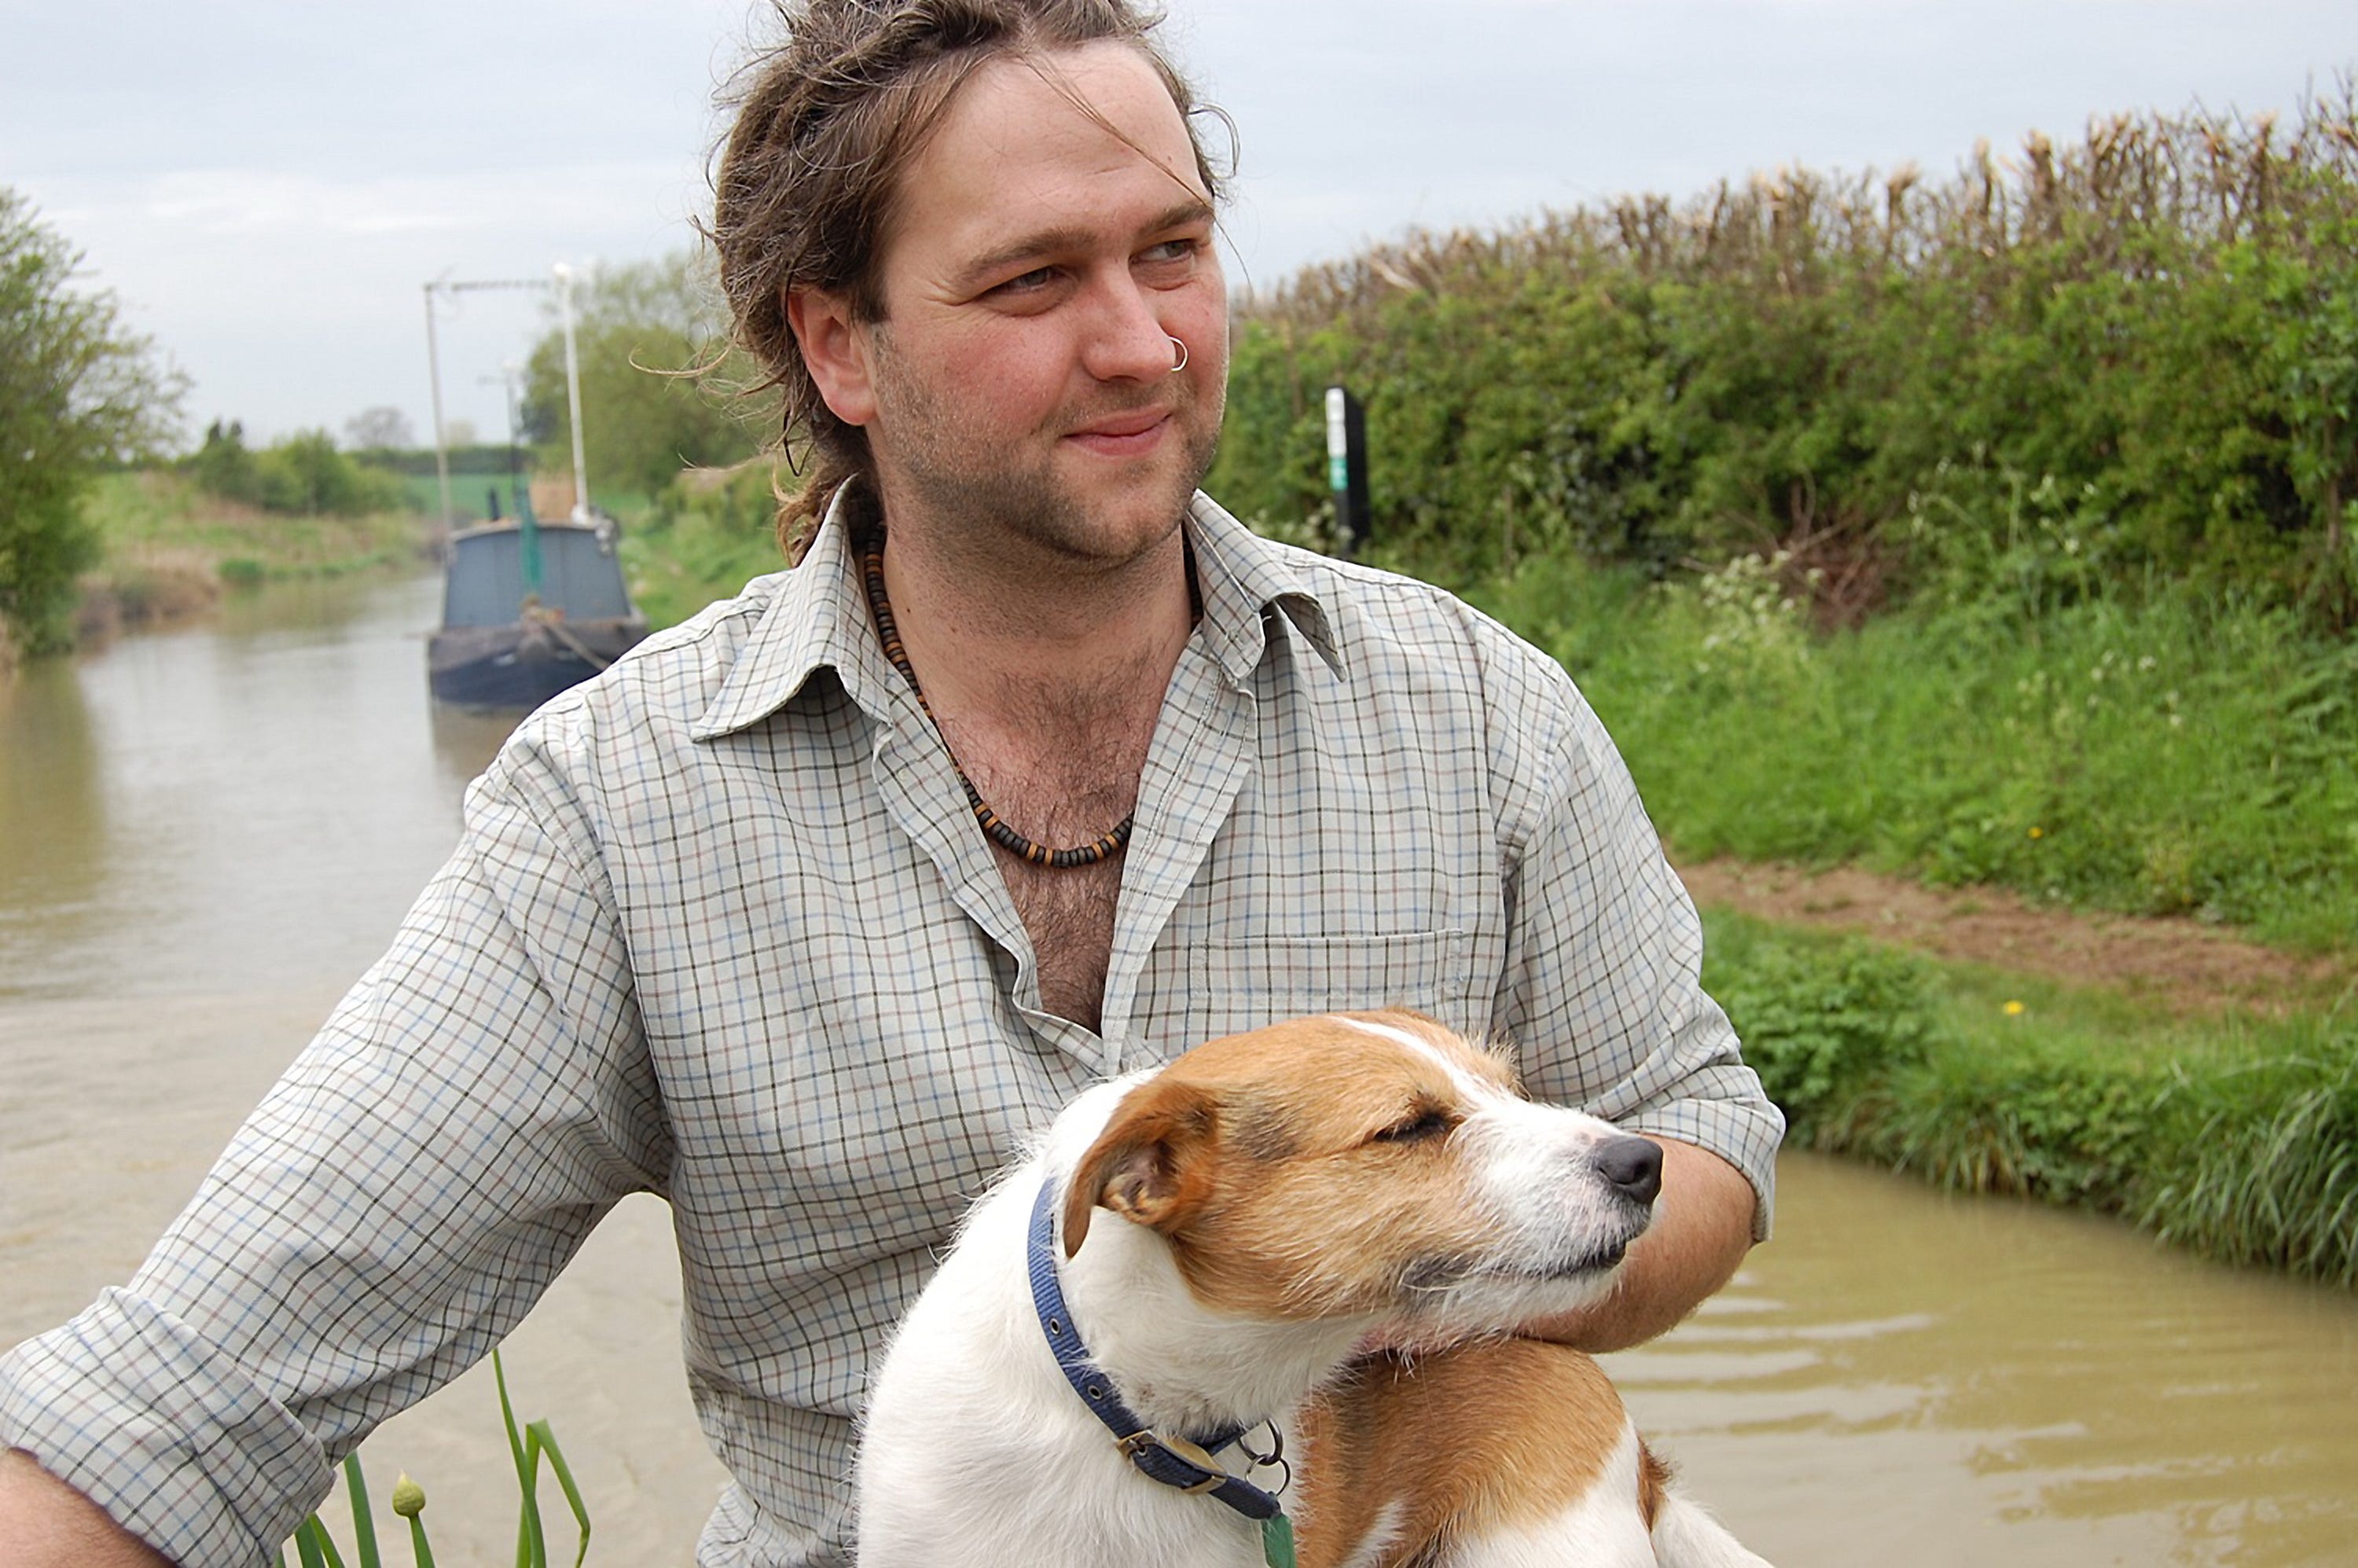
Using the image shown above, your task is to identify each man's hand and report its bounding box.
[1522,1136,1759,1353]
[0,1448,173,1567]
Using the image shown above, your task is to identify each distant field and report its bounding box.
[90,470,428,571]
[75,470,434,637]
[399,470,521,525]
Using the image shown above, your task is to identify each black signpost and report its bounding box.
[1324,384,1371,556]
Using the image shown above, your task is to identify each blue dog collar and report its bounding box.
[1025,1178,1287,1522]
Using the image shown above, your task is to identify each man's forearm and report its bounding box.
[1525,1136,1758,1353]
[0,1449,173,1566]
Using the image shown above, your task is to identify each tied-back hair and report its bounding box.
[706,0,1229,563]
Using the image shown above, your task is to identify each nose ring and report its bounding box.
[1167,335,1189,374]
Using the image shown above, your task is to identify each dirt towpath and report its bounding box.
[1674,857,2354,1017]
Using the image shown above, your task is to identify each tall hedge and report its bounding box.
[1210,93,2358,622]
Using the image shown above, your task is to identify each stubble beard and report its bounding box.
[865,336,1224,576]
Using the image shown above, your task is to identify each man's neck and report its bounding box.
[872,513,1196,744]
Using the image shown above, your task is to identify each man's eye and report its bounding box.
[993,266,1058,296]
[1140,239,1199,266]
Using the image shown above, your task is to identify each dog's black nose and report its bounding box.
[1596,1136,1662,1206]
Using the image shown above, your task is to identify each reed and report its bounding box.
[1244,90,2358,329]
[2132,1045,2358,1280]
[280,1351,587,1568]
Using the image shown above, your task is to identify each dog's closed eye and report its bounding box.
[1369,1108,1455,1146]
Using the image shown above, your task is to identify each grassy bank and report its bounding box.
[75,469,432,641]
[1469,544,2356,1285]
[615,462,787,630]
[1706,910,2358,1287]
[1462,549,2358,953]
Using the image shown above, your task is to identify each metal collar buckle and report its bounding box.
[1118,1430,1232,1494]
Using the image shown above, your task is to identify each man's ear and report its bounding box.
[1061,1078,1221,1259]
[785,287,877,428]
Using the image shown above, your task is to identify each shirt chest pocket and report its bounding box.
[1134,927,1481,1062]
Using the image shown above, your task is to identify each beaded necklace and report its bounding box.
[861,537,1134,869]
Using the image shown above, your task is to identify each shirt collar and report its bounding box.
[1184,492,1341,688]
[691,487,1341,743]
[690,488,892,741]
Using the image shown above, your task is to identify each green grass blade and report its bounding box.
[293,1517,348,1568]
[493,1346,529,1474]
[342,1453,383,1568]
[526,1419,593,1568]
[496,1350,549,1568]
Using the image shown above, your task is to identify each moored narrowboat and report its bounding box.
[427,511,646,708]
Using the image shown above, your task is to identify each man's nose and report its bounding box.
[1079,277,1176,383]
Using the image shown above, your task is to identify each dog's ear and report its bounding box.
[1062,1078,1221,1258]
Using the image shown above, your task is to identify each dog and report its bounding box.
[856,1009,1772,1567]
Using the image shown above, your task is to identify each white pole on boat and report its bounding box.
[422,277,455,531]
[555,262,590,523]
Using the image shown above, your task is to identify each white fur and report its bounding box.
[1647,1494,1780,1568]
[858,1071,1295,1568]
[1465,1426,1658,1567]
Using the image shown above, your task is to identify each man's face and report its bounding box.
[821,42,1228,571]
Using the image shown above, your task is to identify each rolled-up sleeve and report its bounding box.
[1486,633,1783,1240]
[0,739,670,1565]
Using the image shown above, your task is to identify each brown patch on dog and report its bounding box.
[1229,1100,1302,1163]
[1637,1440,1673,1530]
[1294,1339,1636,1568]
[1063,1075,1225,1258]
[1065,1013,1520,1319]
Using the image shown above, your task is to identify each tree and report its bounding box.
[343,405,416,452]
[520,252,771,502]
[189,418,261,503]
[0,187,185,653]
[187,419,404,517]
[253,428,406,516]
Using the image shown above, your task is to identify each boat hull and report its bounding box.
[427,617,647,709]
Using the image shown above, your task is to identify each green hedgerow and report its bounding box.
[1702,922,1946,1143]
[1702,910,2358,1289]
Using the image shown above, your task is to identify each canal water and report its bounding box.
[3,572,2352,1564]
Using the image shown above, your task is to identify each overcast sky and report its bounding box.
[5,1,2347,449]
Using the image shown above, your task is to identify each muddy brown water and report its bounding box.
[3,573,2353,1565]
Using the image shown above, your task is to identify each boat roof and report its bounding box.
[448,516,608,544]
[441,516,637,626]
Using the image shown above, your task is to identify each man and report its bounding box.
[0,2,1781,1563]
